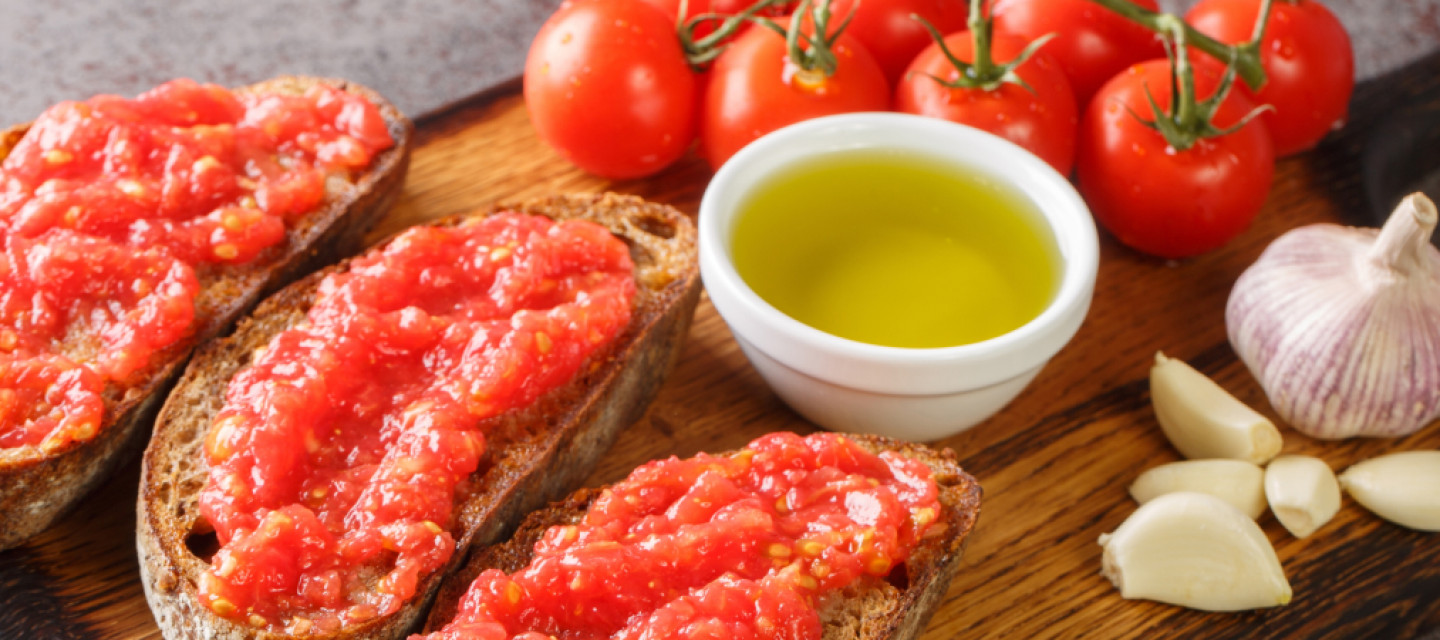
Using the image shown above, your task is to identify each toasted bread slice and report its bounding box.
[0,76,413,551]
[424,433,983,640]
[138,193,703,640]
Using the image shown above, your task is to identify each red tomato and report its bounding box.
[1186,0,1354,156]
[639,0,796,39]
[701,16,890,169]
[712,0,796,12]
[640,0,712,22]
[827,0,969,86]
[990,0,1165,106]
[524,0,698,179]
[895,31,1077,174]
[1076,59,1275,259]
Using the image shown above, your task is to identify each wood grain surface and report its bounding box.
[3,53,1440,640]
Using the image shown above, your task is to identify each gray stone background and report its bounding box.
[0,0,1435,126]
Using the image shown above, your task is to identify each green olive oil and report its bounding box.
[730,150,1060,349]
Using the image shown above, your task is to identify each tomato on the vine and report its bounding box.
[895,30,1077,174]
[827,0,970,85]
[990,0,1165,106]
[524,0,698,180]
[713,0,798,13]
[1186,0,1354,156]
[640,0,796,40]
[701,13,890,169]
[640,0,715,22]
[1076,58,1275,259]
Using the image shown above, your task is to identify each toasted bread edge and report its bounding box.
[422,434,983,640]
[0,76,413,552]
[137,193,702,640]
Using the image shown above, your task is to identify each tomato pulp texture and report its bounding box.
[896,30,1078,175]
[991,0,1166,106]
[418,432,942,640]
[1186,0,1354,156]
[1077,59,1275,259]
[0,79,392,451]
[702,14,889,170]
[196,214,637,632]
[525,0,698,180]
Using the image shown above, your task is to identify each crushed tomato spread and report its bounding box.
[418,432,943,640]
[0,78,393,452]
[195,213,637,633]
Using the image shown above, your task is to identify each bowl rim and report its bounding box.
[698,112,1098,396]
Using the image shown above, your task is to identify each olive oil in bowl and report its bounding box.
[730,150,1060,349]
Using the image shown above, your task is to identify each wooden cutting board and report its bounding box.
[3,51,1440,640]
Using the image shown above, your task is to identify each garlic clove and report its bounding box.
[1130,459,1267,519]
[1098,492,1292,611]
[1149,352,1283,464]
[1263,455,1341,538]
[1338,451,1440,531]
[1226,192,1440,439]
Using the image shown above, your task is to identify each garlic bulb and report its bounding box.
[1226,193,1440,439]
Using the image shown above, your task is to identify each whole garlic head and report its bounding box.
[1226,193,1440,439]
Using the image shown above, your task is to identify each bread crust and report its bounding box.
[424,434,983,640]
[137,193,702,640]
[0,76,414,551]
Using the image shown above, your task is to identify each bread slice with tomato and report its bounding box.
[422,432,983,640]
[137,193,702,640]
[0,76,413,551]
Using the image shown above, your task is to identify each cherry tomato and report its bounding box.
[701,15,890,169]
[1186,0,1354,156]
[895,30,1077,174]
[640,0,712,21]
[990,0,1165,106]
[639,0,796,40]
[524,0,698,179]
[1076,59,1275,259]
[827,0,969,86]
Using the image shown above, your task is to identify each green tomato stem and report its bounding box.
[1083,0,1268,91]
[968,0,994,76]
[785,0,810,69]
[1251,0,1276,43]
[779,0,851,77]
[1131,17,1269,152]
[1166,16,1197,131]
[911,2,1052,93]
[681,0,786,68]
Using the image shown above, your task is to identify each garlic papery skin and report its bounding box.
[1263,455,1341,539]
[1150,352,1283,464]
[1130,460,1267,519]
[1226,192,1440,439]
[1098,492,1292,611]
[1338,451,1440,531]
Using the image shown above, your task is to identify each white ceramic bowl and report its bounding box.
[698,112,1098,442]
